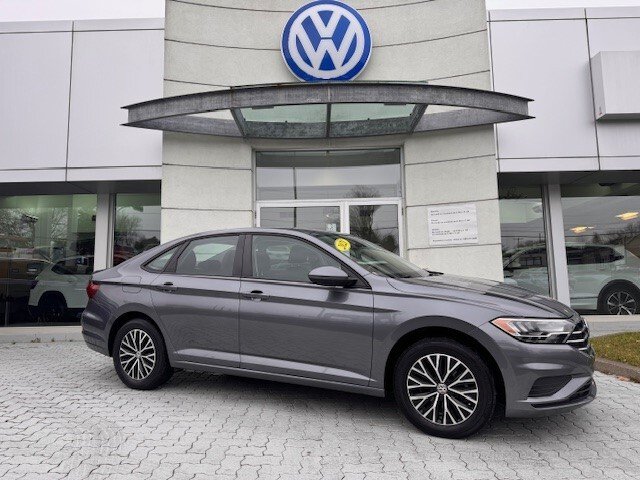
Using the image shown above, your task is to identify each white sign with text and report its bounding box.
[428,203,479,246]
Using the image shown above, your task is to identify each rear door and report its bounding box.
[238,234,374,386]
[150,234,243,367]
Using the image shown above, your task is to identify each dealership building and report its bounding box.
[1,1,640,327]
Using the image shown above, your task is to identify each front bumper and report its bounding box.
[479,323,596,418]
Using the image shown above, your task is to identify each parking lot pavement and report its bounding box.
[585,315,640,337]
[1,343,639,480]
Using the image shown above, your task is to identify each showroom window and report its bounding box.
[0,194,96,326]
[255,149,403,254]
[255,149,401,201]
[499,185,550,296]
[113,194,161,266]
[561,183,640,314]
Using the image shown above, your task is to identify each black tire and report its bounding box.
[393,338,496,439]
[38,292,67,324]
[598,284,640,315]
[112,319,173,390]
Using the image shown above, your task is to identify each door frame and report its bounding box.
[255,197,404,254]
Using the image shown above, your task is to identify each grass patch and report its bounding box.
[591,332,640,368]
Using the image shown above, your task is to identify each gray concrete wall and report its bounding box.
[404,126,502,280]
[161,0,502,280]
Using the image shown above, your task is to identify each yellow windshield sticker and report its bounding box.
[334,238,351,252]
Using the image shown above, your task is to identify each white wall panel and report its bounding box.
[588,18,640,158]
[491,20,598,168]
[0,31,72,170]
[67,29,163,170]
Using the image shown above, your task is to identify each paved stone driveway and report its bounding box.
[1,343,639,480]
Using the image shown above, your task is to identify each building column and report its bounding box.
[94,192,115,271]
[544,183,571,305]
[160,134,253,242]
[403,126,504,281]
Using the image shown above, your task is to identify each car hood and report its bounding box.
[387,274,576,319]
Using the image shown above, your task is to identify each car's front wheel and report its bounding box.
[393,338,496,439]
[113,319,173,390]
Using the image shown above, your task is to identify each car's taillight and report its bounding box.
[86,281,100,299]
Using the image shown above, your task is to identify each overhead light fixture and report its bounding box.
[570,226,594,234]
[616,211,639,221]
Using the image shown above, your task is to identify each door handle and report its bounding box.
[158,282,178,293]
[241,290,270,301]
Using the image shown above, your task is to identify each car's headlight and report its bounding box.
[491,317,575,344]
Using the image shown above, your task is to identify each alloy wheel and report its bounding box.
[118,329,156,380]
[406,353,479,426]
[39,298,65,324]
[606,291,637,315]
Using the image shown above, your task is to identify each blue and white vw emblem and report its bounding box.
[281,0,372,82]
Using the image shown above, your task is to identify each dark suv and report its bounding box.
[82,229,595,438]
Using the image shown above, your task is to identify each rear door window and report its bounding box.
[175,236,239,277]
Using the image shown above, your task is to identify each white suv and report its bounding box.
[503,243,640,315]
[28,255,94,322]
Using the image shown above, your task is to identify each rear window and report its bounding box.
[52,257,94,275]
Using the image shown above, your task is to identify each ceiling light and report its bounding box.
[616,211,639,221]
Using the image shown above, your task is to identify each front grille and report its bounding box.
[528,375,572,398]
[565,318,590,352]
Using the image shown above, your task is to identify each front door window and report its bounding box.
[251,235,342,283]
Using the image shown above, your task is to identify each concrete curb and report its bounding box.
[0,326,83,344]
[595,357,640,383]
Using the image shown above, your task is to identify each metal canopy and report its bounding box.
[123,82,532,139]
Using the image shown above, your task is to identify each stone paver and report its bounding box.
[1,342,639,480]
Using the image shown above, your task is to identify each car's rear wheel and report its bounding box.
[113,319,172,390]
[393,338,496,439]
[599,284,640,315]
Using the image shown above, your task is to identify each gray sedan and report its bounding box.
[81,229,595,438]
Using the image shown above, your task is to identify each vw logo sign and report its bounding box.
[281,0,372,82]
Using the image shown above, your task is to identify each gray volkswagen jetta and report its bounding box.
[82,228,595,438]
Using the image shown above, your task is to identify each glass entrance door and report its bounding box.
[258,205,342,232]
[257,200,403,254]
[348,201,401,254]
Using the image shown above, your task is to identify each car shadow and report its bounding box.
[113,368,597,441]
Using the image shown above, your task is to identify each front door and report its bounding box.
[257,199,403,253]
[238,233,374,385]
[150,234,242,367]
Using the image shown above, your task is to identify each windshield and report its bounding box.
[308,232,426,278]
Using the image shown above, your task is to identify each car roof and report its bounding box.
[171,227,333,241]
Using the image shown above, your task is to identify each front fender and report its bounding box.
[369,313,513,394]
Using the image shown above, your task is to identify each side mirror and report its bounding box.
[308,266,357,288]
